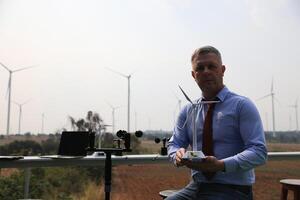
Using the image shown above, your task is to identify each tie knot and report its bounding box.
[202,97,219,102]
[208,103,216,109]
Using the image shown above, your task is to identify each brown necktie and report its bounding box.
[202,103,216,180]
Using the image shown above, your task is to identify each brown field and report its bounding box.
[0,168,18,177]
[267,143,300,152]
[107,142,300,200]
[109,160,300,200]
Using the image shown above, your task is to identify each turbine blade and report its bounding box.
[129,69,138,77]
[115,106,122,110]
[178,85,192,104]
[5,75,11,99]
[22,99,31,105]
[256,94,271,101]
[172,90,180,101]
[12,100,19,105]
[12,65,37,73]
[274,96,282,107]
[179,106,193,129]
[0,62,11,72]
[105,67,128,78]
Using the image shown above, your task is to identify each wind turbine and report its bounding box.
[265,112,269,131]
[106,102,121,134]
[289,98,299,132]
[257,79,276,137]
[0,62,36,135]
[41,113,45,134]
[173,92,182,113]
[173,92,182,124]
[178,85,219,151]
[12,100,30,134]
[106,67,133,133]
[135,111,137,132]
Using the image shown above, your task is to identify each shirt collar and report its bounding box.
[200,86,229,103]
[216,86,229,102]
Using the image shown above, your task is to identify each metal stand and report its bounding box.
[87,129,142,200]
[87,147,125,200]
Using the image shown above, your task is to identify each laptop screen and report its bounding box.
[58,131,90,156]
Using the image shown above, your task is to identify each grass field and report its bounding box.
[0,134,50,146]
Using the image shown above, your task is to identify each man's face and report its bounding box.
[191,53,225,95]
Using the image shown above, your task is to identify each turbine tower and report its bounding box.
[107,102,121,134]
[0,62,35,135]
[13,100,30,134]
[289,98,299,132]
[257,79,276,137]
[173,92,182,112]
[106,68,133,133]
[41,113,45,134]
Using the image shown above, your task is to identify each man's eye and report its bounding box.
[196,65,204,71]
[208,64,217,69]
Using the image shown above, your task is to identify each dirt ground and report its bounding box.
[110,160,300,200]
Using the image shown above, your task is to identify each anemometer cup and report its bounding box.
[154,137,169,156]
[116,130,143,152]
[154,138,161,143]
[135,130,143,138]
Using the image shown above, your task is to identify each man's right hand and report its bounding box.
[175,148,186,167]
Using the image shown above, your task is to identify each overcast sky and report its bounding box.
[0,0,300,134]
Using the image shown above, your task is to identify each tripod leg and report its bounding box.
[105,153,112,200]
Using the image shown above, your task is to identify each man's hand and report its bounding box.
[185,156,225,172]
[175,148,187,167]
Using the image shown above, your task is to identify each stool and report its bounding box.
[280,179,300,200]
[159,190,178,199]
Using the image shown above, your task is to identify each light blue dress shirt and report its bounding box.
[168,86,267,186]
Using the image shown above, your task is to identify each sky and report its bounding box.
[0,0,300,134]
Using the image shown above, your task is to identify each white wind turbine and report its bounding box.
[173,92,182,113]
[106,67,134,133]
[178,85,198,150]
[107,102,121,134]
[173,92,182,124]
[289,98,299,132]
[41,113,45,134]
[264,112,269,131]
[178,85,219,151]
[12,100,30,134]
[257,79,276,137]
[0,62,36,135]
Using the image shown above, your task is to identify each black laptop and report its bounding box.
[40,131,90,159]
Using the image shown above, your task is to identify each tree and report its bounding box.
[0,140,43,156]
[69,111,106,133]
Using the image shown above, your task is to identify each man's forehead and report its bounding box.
[193,53,221,64]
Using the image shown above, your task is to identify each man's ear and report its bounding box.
[191,70,195,79]
[222,65,226,75]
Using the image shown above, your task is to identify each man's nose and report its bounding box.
[203,66,211,73]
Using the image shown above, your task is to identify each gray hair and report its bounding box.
[191,45,222,64]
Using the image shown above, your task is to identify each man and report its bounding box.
[167,46,267,200]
